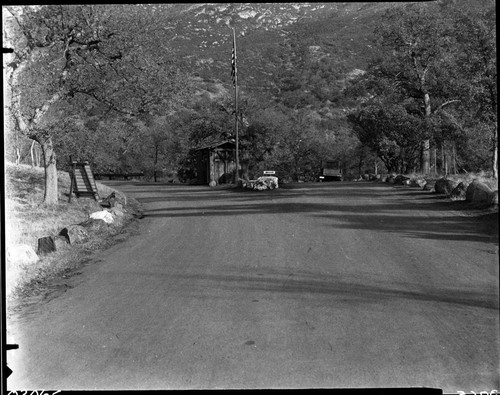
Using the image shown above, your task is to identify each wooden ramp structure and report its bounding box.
[69,161,99,202]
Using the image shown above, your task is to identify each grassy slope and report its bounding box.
[4,162,142,301]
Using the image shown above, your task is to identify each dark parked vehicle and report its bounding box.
[319,160,343,181]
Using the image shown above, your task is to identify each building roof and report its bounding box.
[194,139,236,151]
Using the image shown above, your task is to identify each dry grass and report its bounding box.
[5,162,140,301]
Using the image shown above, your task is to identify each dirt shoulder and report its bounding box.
[6,190,145,315]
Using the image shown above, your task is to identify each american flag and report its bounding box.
[231,30,237,88]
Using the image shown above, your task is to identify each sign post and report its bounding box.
[231,27,239,184]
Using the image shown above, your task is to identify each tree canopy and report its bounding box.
[4,1,496,202]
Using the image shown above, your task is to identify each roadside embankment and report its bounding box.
[368,172,498,206]
[5,163,143,302]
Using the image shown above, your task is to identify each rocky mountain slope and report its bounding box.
[154,2,403,101]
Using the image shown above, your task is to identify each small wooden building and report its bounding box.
[194,139,237,185]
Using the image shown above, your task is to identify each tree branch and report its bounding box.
[440,99,460,109]
[72,88,139,117]
[432,99,461,114]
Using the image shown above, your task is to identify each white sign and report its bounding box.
[263,170,276,175]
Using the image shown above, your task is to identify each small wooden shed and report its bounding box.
[194,139,237,185]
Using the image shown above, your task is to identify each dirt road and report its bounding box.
[6,181,499,391]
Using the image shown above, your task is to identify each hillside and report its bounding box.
[155,2,400,101]
[4,1,495,182]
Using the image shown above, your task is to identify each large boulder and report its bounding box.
[110,205,125,217]
[7,244,39,264]
[410,178,426,188]
[37,235,68,255]
[54,235,68,250]
[99,192,117,208]
[466,180,493,203]
[435,178,459,195]
[90,210,114,224]
[37,236,56,254]
[450,182,468,201]
[59,224,89,244]
[488,190,498,205]
[422,180,436,192]
[79,218,109,233]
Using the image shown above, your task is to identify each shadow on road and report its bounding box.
[124,182,498,245]
[124,268,499,311]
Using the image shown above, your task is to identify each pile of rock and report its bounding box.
[430,177,497,204]
[383,173,498,206]
[242,176,279,191]
[8,192,129,265]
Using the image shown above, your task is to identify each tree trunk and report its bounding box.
[444,141,448,176]
[39,137,59,205]
[30,140,36,167]
[15,128,21,165]
[431,147,437,176]
[6,20,71,204]
[294,161,300,182]
[36,143,41,167]
[452,142,457,175]
[440,144,444,176]
[493,125,498,179]
[421,93,431,175]
[399,147,405,174]
[358,153,364,178]
[380,155,393,174]
[153,145,159,183]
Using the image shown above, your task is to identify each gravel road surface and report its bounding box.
[6,181,499,391]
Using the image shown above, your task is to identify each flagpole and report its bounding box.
[232,27,239,185]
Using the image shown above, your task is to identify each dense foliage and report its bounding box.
[4,1,496,203]
[346,1,496,176]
